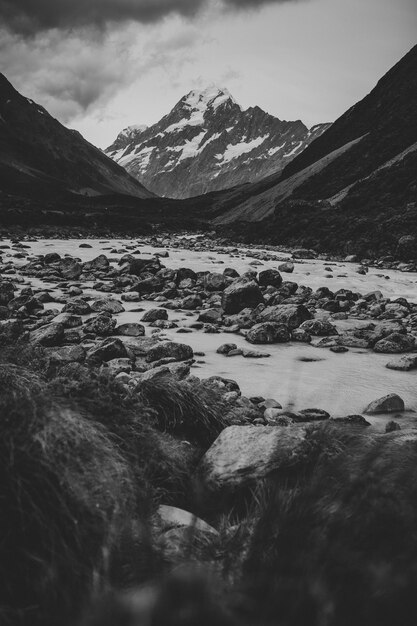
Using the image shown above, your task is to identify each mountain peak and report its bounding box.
[181,86,240,112]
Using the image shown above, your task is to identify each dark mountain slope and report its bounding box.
[0,74,153,199]
[211,45,417,258]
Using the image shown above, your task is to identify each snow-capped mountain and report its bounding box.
[105,87,330,199]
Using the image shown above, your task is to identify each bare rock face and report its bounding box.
[364,393,405,414]
[198,425,307,492]
[105,87,329,199]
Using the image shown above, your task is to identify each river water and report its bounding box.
[5,237,417,429]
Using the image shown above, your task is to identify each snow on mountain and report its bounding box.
[105,87,330,199]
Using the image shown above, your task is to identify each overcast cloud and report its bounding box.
[0,0,305,35]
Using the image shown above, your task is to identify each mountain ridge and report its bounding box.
[105,86,330,199]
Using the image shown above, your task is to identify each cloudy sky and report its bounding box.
[0,0,416,148]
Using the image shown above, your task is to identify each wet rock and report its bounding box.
[364,393,405,414]
[44,252,61,264]
[198,308,222,324]
[386,355,417,371]
[299,319,338,336]
[52,313,82,328]
[385,421,401,433]
[141,308,168,323]
[291,328,312,343]
[373,332,415,354]
[121,292,141,302]
[146,341,193,363]
[59,258,82,280]
[198,425,306,491]
[182,295,203,310]
[242,349,271,358]
[203,273,228,291]
[176,268,197,284]
[31,322,65,347]
[221,279,264,315]
[84,314,117,336]
[278,262,294,273]
[115,323,145,337]
[127,258,160,276]
[258,269,283,288]
[258,304,312,330]
[48,345,86,364]
[330,345,349,353]
[246,322,291,344]
[217,343,238,355]
[90,298,125,314]
[0,281,15,305]
[331,415,371,426]
[62,298,92,315]
[87,338,128,364]
[83,255,110,272]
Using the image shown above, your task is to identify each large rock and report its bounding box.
[115,323,145,337]
[48,345,86,364]
[386,355,417,371]
[84,314,116,336]
[83,255,110,272]
[373,333,415,354]
[221,279,264,315]
[58,258,82,280]
[364,393,405,414]
[198,425,306,491]
[258,269,282,288]
[146,341,193,363]
[31,322,65,347]
[258,304,312,329]
[141,308,168,323]
[299,319,338,337]
[127,258,160,276]
[246,322,291,344]
[62,299,92,315]
[203,273,228,292]
[87,338,128,364]
[0,281,15,305]
[90,298,125,314]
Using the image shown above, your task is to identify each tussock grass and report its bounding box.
[244,424,417,626]
[137,377,229,448]
[0,364,144,626]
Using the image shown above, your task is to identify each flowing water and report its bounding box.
[5,237,417,430]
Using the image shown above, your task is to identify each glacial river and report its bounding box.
[4,237,417,429]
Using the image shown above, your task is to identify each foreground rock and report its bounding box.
[146,341,193,363]
[198,425,306,491]
[364,393,405,414]
[221,279,264,315]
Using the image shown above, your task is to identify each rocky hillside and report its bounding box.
[212,45,417,258]
[0,73,153,200]
[105,87,330,199]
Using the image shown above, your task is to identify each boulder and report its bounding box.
[90,298,125,314]
[62,299,92,315]
[83,255,110,272]
[299,319,338,337]
[364,393,405,415]
[59,258,82,280]
[141,308,168,323]
[386,355,417,371]
[278,262,294,273]
[221,279,264,315]
[115,323,145,337]
[373,333,415,354]
[87,338,128,364]
[198,308,222,324]
[31,322,65,347]
[146,341,193,363]
[258,269,282,288]
[258,304,312,329]
[48,345,86,364]
[203,273,228,292]
[198,425,306,491]
[246,322,291,344]
[84,314,117,336]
